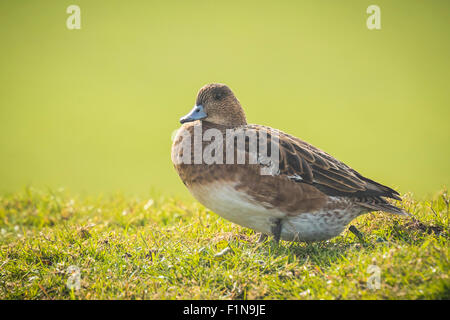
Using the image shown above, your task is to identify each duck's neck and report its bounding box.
[201,120,246,130]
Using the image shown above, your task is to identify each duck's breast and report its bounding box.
[188,181,284,235]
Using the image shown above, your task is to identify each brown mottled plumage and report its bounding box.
[171,83,406,243]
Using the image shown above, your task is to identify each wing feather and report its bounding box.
[246,124,401,200]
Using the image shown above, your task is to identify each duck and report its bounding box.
[171,83,406,243]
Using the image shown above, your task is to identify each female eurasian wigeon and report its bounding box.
[171,83,406,243]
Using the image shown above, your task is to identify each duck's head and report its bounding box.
[180,83,247,127]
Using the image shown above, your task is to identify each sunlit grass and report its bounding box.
[0,188,448,299]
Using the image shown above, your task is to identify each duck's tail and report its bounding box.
[357,196,409,216]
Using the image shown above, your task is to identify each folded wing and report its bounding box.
[246,125,402,201]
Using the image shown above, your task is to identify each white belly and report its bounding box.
[188,182,361,242]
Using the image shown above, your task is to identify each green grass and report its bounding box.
[0,188,448,300]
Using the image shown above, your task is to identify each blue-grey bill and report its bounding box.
[180,105,207,124]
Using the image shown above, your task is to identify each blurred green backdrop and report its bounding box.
[0,0,449,198]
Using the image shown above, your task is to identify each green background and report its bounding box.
[1,0,449,198]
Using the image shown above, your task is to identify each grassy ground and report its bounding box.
[0,188,448,300]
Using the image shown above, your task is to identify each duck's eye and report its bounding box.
[213,93,223,100]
